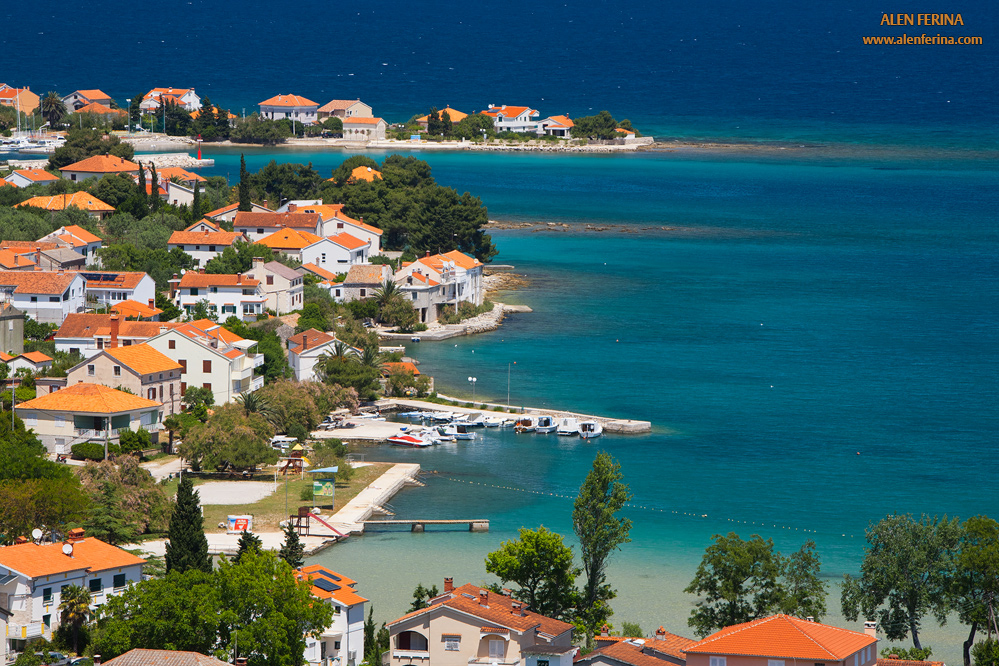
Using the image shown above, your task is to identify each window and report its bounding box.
[443,637,460,652]
[334,641,341,650]
[489,640,505,660]
[113,365,121,377]
[180,382,187,395]
[209,246,216,252]
[321,253,326,263]
[168,339,176,350]
[89,578,102,593]
[87,364,95,376]
[159,385,163,400]
[50,296,59,303]
[42,587,52,604]
[538,660,549,666]
[771,661,786,666]
[31,296,37,302]
[211,287,218,294]
[265,275,274,286]
[43,614,51,629]
[710,658,727,666]
[190,287,199,296]
[257,228,263,235]
[360,288,366,297]
[203,360,211,373]
[179,359,187,373]
[113,573,126,589]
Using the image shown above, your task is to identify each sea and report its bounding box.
[7,0,998,658]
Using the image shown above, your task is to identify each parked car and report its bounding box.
[36,652,70,666]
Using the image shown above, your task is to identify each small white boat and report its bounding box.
[514,417,536,433]
[483,416,512,428]
[578,420,603,439]
[439,424,475,440]
[428,411,455,422]
[535,415,557,434]
[387,433,434,447]
[557,417,579,436]
[462,413,487,428]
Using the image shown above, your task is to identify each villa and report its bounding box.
[481,105,540,133]
[58,154,140,182]
[232,210,321,243]
[204,201,270,224]
[54,313,181,358]
[317,99,373,120]
[167,228,248,267]
[3,169,60,188]
[287,328,339,382]
[38,225,104,265]
[396,250,485,307]
[140,87,202,113]
[170,272,266,322]
[256,227,323,262]
[64,343,183,415]
[61,89,114,111]
[0,351,53,375]
[417,106,469,131]
[295,203,382,253]
[16,192,115,220]
[296,565,367,666]
[342,264,392,302]
[300,233,370,269]
[259,94,319,123]
[0,270,87,324]
[538,115,574,138]
[0,86,39,114]
[74,270,155,310]
[247,257,304,315]
[342,116,387,141]
[386,579,575,666]
[15,382,163,453]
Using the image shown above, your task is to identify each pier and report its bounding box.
[362,519,489,532]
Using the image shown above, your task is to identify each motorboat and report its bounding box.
[483,416,510,427]
[387,433,434,447]
[535,415,557,434]
[578,420,603,439]
[461,412,487,428]
[428,411,455,422]
[557,417,579,436]
[514,417,536,433]
[439,423,475,440]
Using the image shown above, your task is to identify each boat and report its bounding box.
[514,417,536,433]
[482,416,508,427]
[556,417,579,436]
[439,423,475,440]
[387,433,434,447]
[578,420,603,439]
[535,415,557,434]
[462,412,487,428]
[428,411,455,422]
[18,137,65,154]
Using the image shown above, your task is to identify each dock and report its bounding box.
[362,519,489,532]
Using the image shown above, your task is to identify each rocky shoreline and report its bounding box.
[378,301,532,342]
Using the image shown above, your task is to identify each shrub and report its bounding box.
[71,441,121,461]
[118,428,151,455]
[287,422,308,442]
[299,485,314,502]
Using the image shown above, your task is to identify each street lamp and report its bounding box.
[125,99,130,135]
[467,377,477,403]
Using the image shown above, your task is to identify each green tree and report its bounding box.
[619,622,643,637]
[180,404,276,472]
[78,456,173,536]
[279,522,305,568]
[164,476,211,574]
[973,640,999,666]
[41,91,67,126]
[295,302,332,333]
[182,385,215,411]
[58,584,92,654]
[84,482,138,546]
[239,154,251,211]
[780,540,827,619]
[952,516,999,666]
[49,127,134,170]
[191,179,202,220]
[156,292,182,321]
[426,107,442,136]
[441,109,453,138]
[485,526,579,621]
[572,452,632,638]
[234,530,262,564]
[841,513,962,651]
[148,163,159,212]
[409,583,440,612]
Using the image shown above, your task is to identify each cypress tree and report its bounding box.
[149,163,159,213]
[191,179,201,221]
[238,154,251,211]
[234,530,262,564]
[165,476,211,573]
[278,522,305,568]
[137,161,146,198]
[441,110,453,138]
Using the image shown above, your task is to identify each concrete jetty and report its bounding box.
[324,462,423,534]
[5,152,214,170]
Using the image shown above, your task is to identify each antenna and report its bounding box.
[62,542,74,557]
[31,528,42,542]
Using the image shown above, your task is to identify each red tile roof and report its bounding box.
[300,263,339,281]
[342,116,385,125]
[258,228,322,250]
[482,105,537,119]
[0,250,36,270]
[383,361,420,376]
[580,633,696,666]
[259,94,319,108]
[233,211,320,230]
[56,314,180,340]
[684,615,875,660]
[417,106,469,123]
[11,168,59,182]
[71,271,146,289]
[16,192,114,212]
[326,232,368,250]
[63,224,102,243]
[318,99,366,112]
[0,536,145,578]
[75,102,126,116]
[111,299,163,319]
[288,328,335,350]
[104,649,231,666]
[17,382,161,414]
[296,565,368,606]
[105,344,182,374]
[206,203,239,218]
[72,89,112,102]
[168,230,245,246]
[178,273,260,288]
[0,270,79,294]
[18,351,53,363]
[60,154,140,174]
[158,166,207,183]
[349,165,383,182]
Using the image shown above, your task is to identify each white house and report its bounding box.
[256,227,323,262]
[296,204,383,254]
[171,272,266,322]
[300,233,370,269]
[286,328,339,382]
[38,225,104,266]
[58,154,140,182]
[247,258,304,315]
[61,89,114,111]
[297,566,367,666]
[74,271,155,310]
[140,87,201,113]
[0,531,144,656]
[232,211,321,243]
[258,94,319,123]
[317,99,373,120]
[54,314,181,359]
[3,169,60,188]
[481,104,541,133]
[204,202,270,225]
[167,229,248,268]
[342,117,387,141]
[145,324,264,404]
[0,270,87,324]
[395,270,444,324]
[396,250,485,307]
[0,351,53,375]
[537,115,574,138]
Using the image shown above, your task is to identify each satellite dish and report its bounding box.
[31,528,43,541]
[62,543,74,556]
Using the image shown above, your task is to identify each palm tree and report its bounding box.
[58,584,91,654]
[373,280,400,309]
[360,346,384,371]
[235,391,277,425]
[41,91,67,126]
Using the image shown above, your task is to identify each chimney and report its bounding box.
[478,590,488,607]
[288,203,297,212]
[655,627,666,639]
[36,249,41,266]
[425,251,430,258]
[511,601,525,616]
[159,326,167,335]
[149,298,155,309]
[301,335,308,352]
[444,577,453,593]
[67,527,86,542]
[236,273,242,283]
[600,625,610,638]
[864,621,877,639]
[93,657,101,666]
[13,255,18,266]
[110,314,120,348]
[253,256,264,268]
[806,616,815,623]
[57,268,65,276]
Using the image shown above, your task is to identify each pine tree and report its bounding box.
[191,179,201,221]
[85,482,137,546]
[234,530,262,563]
[278,522,305,568]
[165,476,211,573]
[238,154,251,211]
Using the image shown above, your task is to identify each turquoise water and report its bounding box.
[285,148,999,661]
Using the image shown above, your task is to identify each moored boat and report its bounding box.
[514,417,536,433]
[387,433,434,447]
[439,423,476,440]
[557,417,579,436]
[535,415,557,433]
[578,420,603,439]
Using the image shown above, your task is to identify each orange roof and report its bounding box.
[416,106,469,123]
[185,320,247,346]
[70,271,146,289]
[233,211,320,230]
[0,270,79,294]
[546,115,574,128]
[158,166,207,183]
[63,224,102,243]
[418,250,483,273]
[349,165,383,182]
[190,106,237,120]
[404,272,440,287]
[296,565,367,606]
[581,634,696,666]
[178,273,260,288]
[258,227,322,250]
[60,154,140,174]
[144,87,191,99]
[298,204,382,236]
[0,178,9,187]
[342,116,385,125]
[389,583,572,638]
[383,361,420,376]
[105,344,182,374]
[482,105,536,119]
[56,314,181,340]
[11,168,59,182]
[0,241,59,253]
[206,203,239,218]
[75,102,125,116]
[326,232,368,251]
[0,250,36,270]
[16,191,114,212]
[685,615,876,660]
[72,89,112,101]
[168,230,245,246]
[184,219,221,232]
[18,351,53,363]
[615,127,635,134]
[318,99,366,112]
[17,382,161,414]
[259,94,319,108]
[288,328,335,350]
[0,536,145,578]
[300,263,339,281]
[111,299,163,319]
[222,349,244,359]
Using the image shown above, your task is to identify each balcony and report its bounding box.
[468,660,519,666]
[251,354,266,368]
[10,622,44,639]
[250,376,265,392]
[391,651,430,661]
